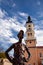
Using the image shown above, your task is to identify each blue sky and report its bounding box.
[0,0,43,52]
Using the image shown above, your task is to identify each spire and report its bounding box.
[26,16,32,23]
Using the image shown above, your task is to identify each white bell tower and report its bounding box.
[25,16,36,47]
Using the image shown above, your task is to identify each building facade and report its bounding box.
[25,16,43,65]
[0,16,43,65]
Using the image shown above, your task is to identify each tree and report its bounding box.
[0,52,6,59]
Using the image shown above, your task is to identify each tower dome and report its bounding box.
[26,16,32,23]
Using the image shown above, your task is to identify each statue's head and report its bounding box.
[17,30,24,39]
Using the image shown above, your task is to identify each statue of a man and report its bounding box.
[5,30,30,65]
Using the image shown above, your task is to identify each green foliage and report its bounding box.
[0,52,6,59]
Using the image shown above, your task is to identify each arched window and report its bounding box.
[40,53,42,57]
[29,28,31,31]
[30,41,31,43]
[28,33,29,36]
[30,33,32,36]
[28,25,31,27]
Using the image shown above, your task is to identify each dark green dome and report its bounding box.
[26,16,32,23]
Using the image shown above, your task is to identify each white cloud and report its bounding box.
[31,17,37,22]
[37,11,43,17]
[18,12,28,17]
[0,9,5,18]
[12,3,16,7]
[0,9,8,18]
[35,30,43,46]
[8,16,26,32]
[0,17,26,43]
[0,9,26,45]
[10,38,18,43]
[37,1,41,6]
[11,22,26,32]
[0,19,12,38]
[0,8,43,51]
[40,20,43,25]
[35,25,40,30]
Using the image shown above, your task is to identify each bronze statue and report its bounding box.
[5,30,30,65]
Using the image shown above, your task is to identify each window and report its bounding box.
[30,33,32,35]
[27,28,31,32]
[33,63,35,65]
[30,41,31,43]
[40,53,42,57]
[28,33,32,36]
[28,25,31,27]
[28,33,29,36]
[29,28,31,31]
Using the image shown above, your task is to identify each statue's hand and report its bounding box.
[23,57,29,62]
[26,57,29,62]
[25,55,30,62]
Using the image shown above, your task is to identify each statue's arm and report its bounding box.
[24,45,30,60]
[25,45,30,61]
[5,44,14,63]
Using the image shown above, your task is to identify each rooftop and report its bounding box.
[26,16,33,23]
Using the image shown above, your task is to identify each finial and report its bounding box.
[26,16,32,23]
[28,16,31,22]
